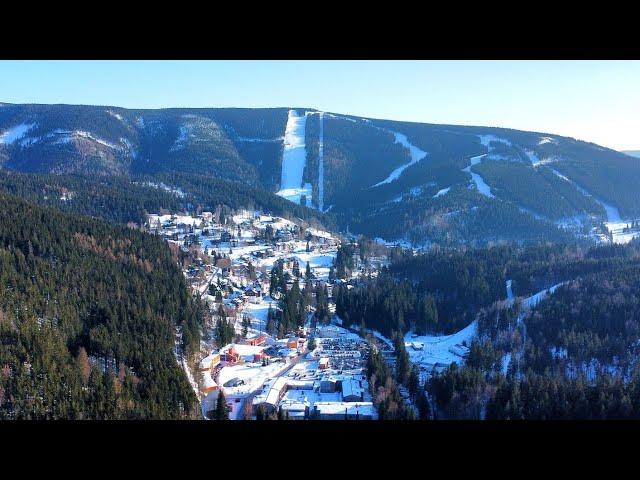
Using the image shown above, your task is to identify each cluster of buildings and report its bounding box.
[250,325,376,420]
[146,208,381,420]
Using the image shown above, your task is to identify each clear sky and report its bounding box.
[1,60,638,150]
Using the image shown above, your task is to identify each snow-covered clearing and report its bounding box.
[479,134,512,149]
[433,187,451,198]
[0,122,37,145]
[404,321,478,373]
[372,132,428,187]
[291,250,336,281]
[276,110,312,207]
[217,360,288,396]
[538,136,558,145]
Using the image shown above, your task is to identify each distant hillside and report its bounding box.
[2,102,640,246]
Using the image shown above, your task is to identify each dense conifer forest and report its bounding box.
[0,193,203,419]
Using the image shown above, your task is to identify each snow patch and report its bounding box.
[171,124,191,151]
[0,122,37,145]
[433,187,450,198]
[539,136,558,145]
[107,110,124,122]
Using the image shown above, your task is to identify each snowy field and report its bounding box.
[372,132,428,187]
[404,321,477,374]
[217,360,288,396]
[277,110,312,206]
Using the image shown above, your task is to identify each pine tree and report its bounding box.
[215,390,230,420]
[242,315,250,338]
[305,261,312,280]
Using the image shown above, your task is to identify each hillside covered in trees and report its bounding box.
[0,193,204,419]
[2,102,639,246]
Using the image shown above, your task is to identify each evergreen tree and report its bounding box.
[215,390,230,420]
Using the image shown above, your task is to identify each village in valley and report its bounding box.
[144,208,395,420]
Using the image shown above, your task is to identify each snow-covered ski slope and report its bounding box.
[277,110,312,207]
[372,132,428,187]
[405,282,567,374]
[463,154,494,198]
[461,134,513,198]
[0,122,37,145]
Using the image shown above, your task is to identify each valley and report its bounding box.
[2,101,640,420]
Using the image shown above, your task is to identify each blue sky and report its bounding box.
[1,60,639,150]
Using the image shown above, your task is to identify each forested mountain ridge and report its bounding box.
[0,192,204,419]
[2,102,639,246]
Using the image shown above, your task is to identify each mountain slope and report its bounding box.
[2,102,639,246]
[0,193,203,419]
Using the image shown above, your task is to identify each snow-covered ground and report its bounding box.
[522,282,567,309]
[277,110,312,206]
[0,122,37,145]
[372,132,428,187]
[217,360,288,396]
[538,136,558,145]
[171,124,190,151]
[290,250,336,280]
[107,110,125,123]
[478,134,512,149]
[433,187,451,198]
[506,279,514,301]
[404,321,478,373]
[463,154,494,198]
[404,282,568,378]
[550,168,638,244]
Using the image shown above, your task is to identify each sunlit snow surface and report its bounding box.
[551,168,638,244]
[372,132,428,187]
[0,123,37,145]
[404,283,566,377]
[463,154,494,198]
[276,110,312,207]
[433,187,451,198]
[461,134,513,198]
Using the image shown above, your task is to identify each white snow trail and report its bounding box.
[276,110,312,207]
[372,132,428,187]
[463,154,494,198]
